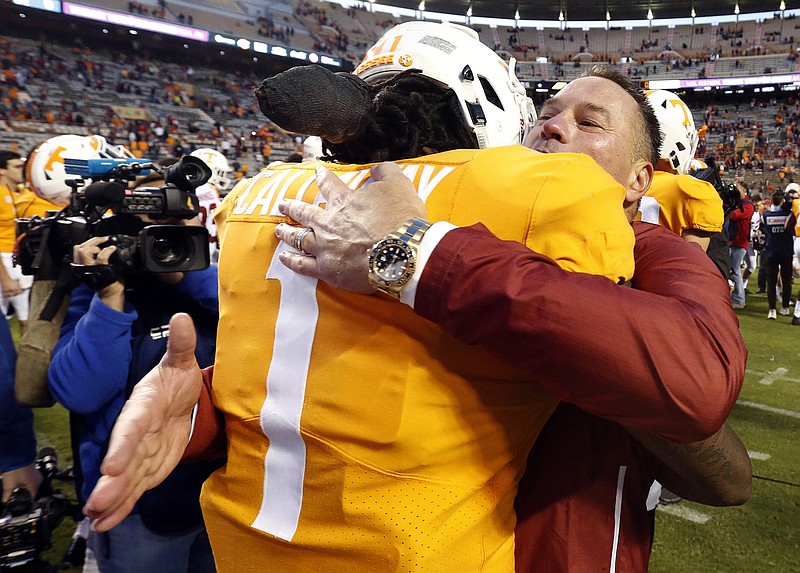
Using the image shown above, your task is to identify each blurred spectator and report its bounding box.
[728,182,755,308]
[761,190,797,318]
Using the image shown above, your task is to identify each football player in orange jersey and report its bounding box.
[84,34,748,572]
[639,89,724,252]
[0,147,65,334]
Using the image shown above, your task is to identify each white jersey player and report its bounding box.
[189,148,235,263]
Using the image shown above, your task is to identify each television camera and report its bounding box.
[690,156,743,216]
[0,448,82,572]
[14,155,212,287]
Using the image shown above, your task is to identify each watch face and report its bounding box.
[370,239,415,286]
[376,244,409,280]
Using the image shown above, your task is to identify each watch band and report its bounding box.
[368,217,432,298]
[393,217,432,246]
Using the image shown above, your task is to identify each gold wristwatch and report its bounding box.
[368,217,432,299]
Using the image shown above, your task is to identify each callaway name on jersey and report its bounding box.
[638,170,724,235]
[205,146,635,572]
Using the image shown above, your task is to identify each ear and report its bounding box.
[625,161,654,205]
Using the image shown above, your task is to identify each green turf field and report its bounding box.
[649,289,800,573]
[16,284,800,572]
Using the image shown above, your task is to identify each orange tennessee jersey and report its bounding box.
[205,146,634,572]
[0,184,62,252]
[639,171,724,235]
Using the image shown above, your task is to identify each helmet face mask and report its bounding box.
[25,134,103,205]
[645,89,698,175]
[190,148,235,192]
[354,21,536,149]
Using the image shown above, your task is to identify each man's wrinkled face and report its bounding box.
[523,76,640,189]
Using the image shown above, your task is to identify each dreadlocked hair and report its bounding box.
[323,70,479,164]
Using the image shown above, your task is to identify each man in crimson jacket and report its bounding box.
[728,182,756,308]
[83,70,749,572]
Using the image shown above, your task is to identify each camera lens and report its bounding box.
[151,236,193,268]
[182,163,203,183]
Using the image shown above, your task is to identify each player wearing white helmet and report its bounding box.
[645,89,699,175]
[640,90,724,255]
[1,143,74,334]
[354,21,536,149]
[190,148,235,194]
[25,134,104,205]
[639,91,723,509]
[257,21,536,160]
[189,148,234,264]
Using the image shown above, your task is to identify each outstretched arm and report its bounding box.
[83,313,205,532]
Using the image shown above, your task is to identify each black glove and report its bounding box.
[254,64,372,143]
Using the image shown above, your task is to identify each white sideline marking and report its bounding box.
[746,367,800,386]
[656,504,710,524]
[747,450,771,461]
[736,400,800,419]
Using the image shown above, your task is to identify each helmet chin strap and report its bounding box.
[460,65,490,149]
[461,58,536,148]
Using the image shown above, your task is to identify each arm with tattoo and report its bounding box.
[632,423,752,506]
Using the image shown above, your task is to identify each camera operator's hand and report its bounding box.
[84,313,202,532]
[1,463,43,502]
[73,236,125,311]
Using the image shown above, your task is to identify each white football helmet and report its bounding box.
[190,148,234,192]
[785,182,800,194]
[25,134,103,205]
[645,89,699,175]
[354,21,536,148]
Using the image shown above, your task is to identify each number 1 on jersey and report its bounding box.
[251,247,319,541]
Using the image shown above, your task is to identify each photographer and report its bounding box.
[47,166,221,573]
[0,317,42,502]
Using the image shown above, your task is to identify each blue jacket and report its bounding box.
[0,319,36,473]
[48,267,222,532]
[762,205,795,260]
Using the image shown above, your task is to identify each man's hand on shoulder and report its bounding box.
[275,163,427,292]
